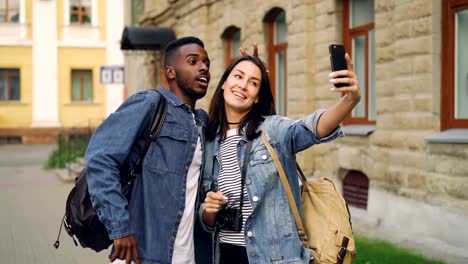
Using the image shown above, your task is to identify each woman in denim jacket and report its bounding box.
[199,55,360,263]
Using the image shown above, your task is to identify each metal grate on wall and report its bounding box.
[343,170,369,209]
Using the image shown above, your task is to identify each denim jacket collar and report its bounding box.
[157,85,185,107]
[157,86,207,128]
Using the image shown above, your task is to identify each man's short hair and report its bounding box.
[164,36,205,67]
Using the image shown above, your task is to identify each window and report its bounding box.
[343,0,375,125]
[222,26,241,67]
[441,0,468,130]
[0,0,19,23]
[71,69,93,101]
[265,8,288,115]
[0,69,20,101]
[131,0,144,25]
[70,0,91,25]
[343,170,369,209]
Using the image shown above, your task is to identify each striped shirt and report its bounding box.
[218,129,253,246]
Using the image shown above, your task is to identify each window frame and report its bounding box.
[222,26,241,67]
[265,9,288,115]
[342,0,375,125]
[71,69,93,102]
[0,0,19,23]
[70,0,92,25]
[441,0,468,130]
[0,68,20,101]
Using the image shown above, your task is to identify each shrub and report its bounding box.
[46,133,89,169]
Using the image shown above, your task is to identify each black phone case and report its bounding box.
[329,44,347,88]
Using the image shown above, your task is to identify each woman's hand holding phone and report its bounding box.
[328,45,361,104]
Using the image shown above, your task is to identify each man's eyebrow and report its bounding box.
[186,53,210,63]
[185,53,200,58]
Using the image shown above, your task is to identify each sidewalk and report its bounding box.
[0,144,108,263]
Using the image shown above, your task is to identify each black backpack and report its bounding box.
[53,91,167,252]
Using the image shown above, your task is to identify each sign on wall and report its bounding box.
[100,66,125,84]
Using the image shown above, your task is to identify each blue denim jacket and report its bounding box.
[86,87,212,264]
[200,110,344,264]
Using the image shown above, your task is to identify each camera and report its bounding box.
[216,206,243,232]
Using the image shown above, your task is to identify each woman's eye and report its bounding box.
[234,74,242,79]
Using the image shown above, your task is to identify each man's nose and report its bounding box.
[199,62,209,72]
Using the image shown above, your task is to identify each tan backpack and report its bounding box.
[262,132,356,264]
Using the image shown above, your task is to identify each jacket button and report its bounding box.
[252,196,259,202]
[261,154,267,160]
[247,231,253,237]
[250,251,256,257]
[245,178,251,185]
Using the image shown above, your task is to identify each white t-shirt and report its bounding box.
[171,133,202,263]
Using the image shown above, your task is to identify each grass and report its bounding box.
[45,133,89,169]
[354,235,445,264]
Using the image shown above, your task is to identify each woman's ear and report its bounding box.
[221,81,226,89]
[165,66,175,80]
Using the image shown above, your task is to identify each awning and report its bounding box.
[120,26,176,51]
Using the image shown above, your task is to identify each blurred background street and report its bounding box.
[0,144,107,263]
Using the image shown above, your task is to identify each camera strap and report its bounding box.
[239,140,253,210]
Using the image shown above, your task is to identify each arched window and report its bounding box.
[343,0,376,125]
[221,26,241,67]
[343,170,369,209]
[264,8,288,115]
[441,0,468,130]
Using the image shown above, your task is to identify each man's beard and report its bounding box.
[175,72,206,100]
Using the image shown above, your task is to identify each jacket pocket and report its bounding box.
[250,146,273,166]
[249,146,277,190]
[143,122,189,172]
[158,122,189,141]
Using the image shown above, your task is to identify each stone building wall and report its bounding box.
[142,1,468,262]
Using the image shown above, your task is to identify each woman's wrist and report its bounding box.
[202,210,217,227]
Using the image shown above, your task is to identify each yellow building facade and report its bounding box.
[0,0,126,143]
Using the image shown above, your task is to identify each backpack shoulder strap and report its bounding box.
[131,89,167,176]
[148,89,168,140]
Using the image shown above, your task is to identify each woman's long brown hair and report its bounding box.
[207,55,276,141]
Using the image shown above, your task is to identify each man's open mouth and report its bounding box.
[196,76,209,87]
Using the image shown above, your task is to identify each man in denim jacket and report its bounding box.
[86,37,212,264]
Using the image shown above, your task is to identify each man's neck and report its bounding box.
[170,87,196,110]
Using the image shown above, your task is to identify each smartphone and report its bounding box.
[328,44,347,88]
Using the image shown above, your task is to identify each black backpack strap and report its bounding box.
[130,89,168,177]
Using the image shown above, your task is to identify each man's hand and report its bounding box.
[239,43,259,57]
[110,234,141,264]
[239,43,269,74]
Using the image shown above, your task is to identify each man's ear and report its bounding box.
[165,66,175,80]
